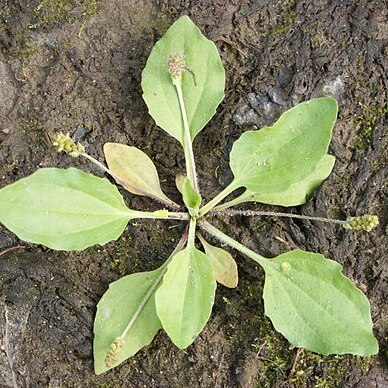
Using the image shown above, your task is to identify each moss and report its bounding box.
[109,256,128,277]
[254,219,270,233]
[29,0,100,30]
[268,0,297,36]
[8,40,39,81]
[352,81,388,151]
[326,204,342,220]
[287,352,375,387]
[109,234,136,276]
[252,322,292,385]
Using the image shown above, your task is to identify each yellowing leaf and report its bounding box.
[103,143,177,207]
[198,234,238,288]
[175,173,186,193]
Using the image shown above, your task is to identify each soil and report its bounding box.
[0,0,387,386]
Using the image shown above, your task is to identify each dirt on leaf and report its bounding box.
[0,0,387,386]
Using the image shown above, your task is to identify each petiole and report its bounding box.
[198,220,275,269]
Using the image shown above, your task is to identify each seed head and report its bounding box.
[167,52,185,84]
[105,337,125,368]
[343,215,379,232]
[53,132,85,157]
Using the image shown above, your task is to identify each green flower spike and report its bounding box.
[53,132,85,157]
[167,52,185,85]
[104,337,125,368]
[343,215,379,232]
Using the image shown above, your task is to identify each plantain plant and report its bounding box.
[0,16,379,375]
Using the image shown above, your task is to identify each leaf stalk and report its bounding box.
[132,211,189,221]
[212,192,251,211]
[198,220,274,269]
[188,217,197,247]
[198,182,238,218]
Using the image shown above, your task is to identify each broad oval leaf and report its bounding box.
[198,234,238,288]
[94,267,164,374]
[262,250,378,356]
[155,245,216,348]
[233,154,335,207]
[0,168,135,250]
[103,143,176,206]
[229,97,338,194]
[181,177,202,214]
[142,15,225,144]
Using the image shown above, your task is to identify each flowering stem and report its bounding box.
[209,209,348,225]
[174,79,199,192]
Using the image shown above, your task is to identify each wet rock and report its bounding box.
[233,92,283,127]
[322,75,345,100]
[73,126,87,141]
[268,86,288,106]
[233,105,260,127]
[248,92,281,123]
[0,60,17,120]
[312,75,346,103]
[0,232,15,250]
[276,66,294,87]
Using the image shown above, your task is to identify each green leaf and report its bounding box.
[229,97,338,194]
[103,142,176,207]
[142,15,225,144]
[262,250,379,356]
[94,266,164,374]
[198,234,238,288]
[0,168,136,250]
[181,177,202,214]
[155,245,216,348]
[234,155,335,207]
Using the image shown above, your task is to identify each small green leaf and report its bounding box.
[234,155,335,207]
[262,250,378,356]
[155,245,216,349]
[0,168,136,250]
[142,15,225,144]
[103,143,176,206]
[94,266,165,374]
[181,177,202,214]
[229,97,338,194]
[198,234,238,288]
